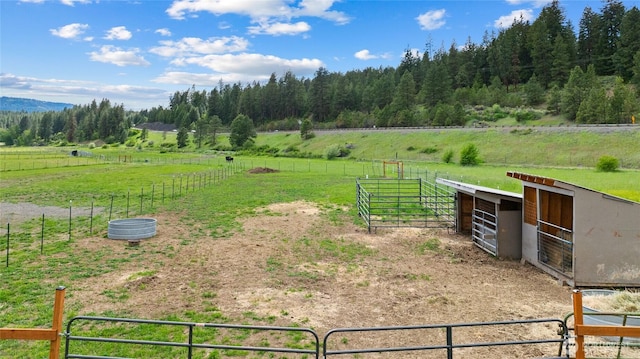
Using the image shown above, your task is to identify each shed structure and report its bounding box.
[436,178,523,259]
[507,171,640,287]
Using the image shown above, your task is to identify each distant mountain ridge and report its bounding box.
[0,96,74,112]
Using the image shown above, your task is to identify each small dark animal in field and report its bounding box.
[225,156,234,163]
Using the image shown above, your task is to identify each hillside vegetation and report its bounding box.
[250,126,640,169]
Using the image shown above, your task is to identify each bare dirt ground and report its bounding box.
[56,199,591,358]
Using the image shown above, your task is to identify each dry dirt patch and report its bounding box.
[247,167,279,174]
[69,201,575,358]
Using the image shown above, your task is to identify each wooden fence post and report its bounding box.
[0,286,66,359]
[572,289,640,359]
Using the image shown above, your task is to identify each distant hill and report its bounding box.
[0,96,74,112]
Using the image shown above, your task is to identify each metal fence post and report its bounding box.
[68,201,72,240]
[41,214,45,254]
[5,223,9,267]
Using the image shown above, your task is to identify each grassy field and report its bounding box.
[1,126,639,357]
[253,127,640,169]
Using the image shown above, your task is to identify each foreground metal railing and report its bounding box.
[64,316,319,359]
[62,316,568,359]
[323,319,568,358]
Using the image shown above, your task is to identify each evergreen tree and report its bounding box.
[528,0,567,87]
[310,67,331,122]
[612,6,640,81]
[391,71,416,113]
[194,114,209,149]
[65,114,77,143]
[550,34,572,87]
[561,65,597,121]
[209,115,222,145]
[176,126,189,148]
[576,87,607,123]
[419,61,452,106]
[595,0,626,75]
[300,118,314,140]
[38,112,53,142]
[524,74,546,105]
[608,76,638,123]
[229,114,256,148]
[632,50,640,89]
[578,6,600,69]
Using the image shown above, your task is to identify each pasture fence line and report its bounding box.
[0,152,234,172]
[1,162,244,268]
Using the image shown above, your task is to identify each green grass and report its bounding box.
[1,127,640,357]
[254,127,640,169]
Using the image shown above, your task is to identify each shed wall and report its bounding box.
[496,209,522,260]
[573,188,640,287]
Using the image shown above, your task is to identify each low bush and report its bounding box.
[596,155,619,172]
[420,146,438,154]
[460,144,480,166]
[442,149,454,163]
[324,144,350,159]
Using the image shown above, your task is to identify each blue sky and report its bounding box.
[1,0,638,110]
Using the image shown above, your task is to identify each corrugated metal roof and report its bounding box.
[436,178,522,199]
[506,171,640,205]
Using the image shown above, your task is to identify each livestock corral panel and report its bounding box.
[356,178,456,232]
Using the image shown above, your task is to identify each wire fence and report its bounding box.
[0,152,230,172]
[2,163,244,268]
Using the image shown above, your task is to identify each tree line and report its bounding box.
[1,0,639,147]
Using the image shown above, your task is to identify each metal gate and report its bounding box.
[356,178,456,233]
[64,316,320,359]
[537,219,573,276]
[472,208,498,255]
[62,316,568,358]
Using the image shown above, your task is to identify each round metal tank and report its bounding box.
[582,289,640,344]
[108,218,157,240]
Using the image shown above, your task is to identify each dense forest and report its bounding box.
[1,0,639,147]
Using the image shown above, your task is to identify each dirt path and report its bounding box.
[68,201,578,358]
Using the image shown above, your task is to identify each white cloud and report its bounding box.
[167,0,290,20]
[248,21,311,36]
[294,0,350,24]
[354,50,376,60]
[0,73,32,89]
[150,36,249,57]
[505,0,551,8]
[50,23,89,39]
[88,45,150,67]
[416,9,446,31]
[0,72,168,110]
[155,28,172,37]
[104,26,132,40]
[152,71,236,85]
[165,0,350,32]
[173,53,322,75]
[354,49,392,61]
[158,53,323,84]
[60,0,91,5]
[494,9,534,28]
[18,0,45,3]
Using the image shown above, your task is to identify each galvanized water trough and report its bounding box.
[107,218,157,240]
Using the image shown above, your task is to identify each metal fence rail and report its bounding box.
[63,316,568,359]
[356,178,456,232]
[472,209,498,255]
[64,316,320,359]
[537,220,573,276]
[323,319,568,358]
